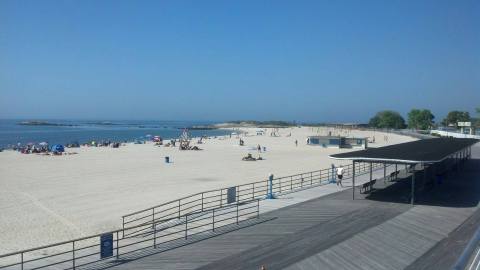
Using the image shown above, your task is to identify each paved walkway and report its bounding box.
[91,144,480,270]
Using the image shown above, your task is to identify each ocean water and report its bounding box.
[0,119,232,148]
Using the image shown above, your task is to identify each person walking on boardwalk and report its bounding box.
[336,165,344,187]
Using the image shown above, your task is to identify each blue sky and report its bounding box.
[1,0,479,122]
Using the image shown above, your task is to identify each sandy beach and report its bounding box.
[0,127,415,254]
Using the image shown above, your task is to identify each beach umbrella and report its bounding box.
[50,144,65,152]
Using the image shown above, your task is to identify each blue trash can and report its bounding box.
[165,156,170,163]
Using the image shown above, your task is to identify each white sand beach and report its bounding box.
[0,127,415,254]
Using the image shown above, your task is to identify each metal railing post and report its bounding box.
[153,221,157,248]
[290,176,293,190]
[201,193,204,211]
[185,214,188,240]
[178,200,181,219]
[212,209,215,232]
[116,231,119,259]
[252,183,255,199]
[72,241,76,270]
[152,208,155,226]
[21,252,24,270]
[236,203,239,224]
[220,190,223,207]
[122,217,125,238]
[266,180,269,196]
[310,172,313,185]
[257,199,260,218]
[237,186,240,202]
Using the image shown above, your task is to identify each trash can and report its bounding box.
[165,156,170,163]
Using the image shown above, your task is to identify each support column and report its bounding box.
[369,163,372,182]
[411,165,416,205]
[395,164,398,179]
[352,161,356,200]
[423,163,427,189]
[383,163,386,182]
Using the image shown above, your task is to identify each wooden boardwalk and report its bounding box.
[101,144,480,270]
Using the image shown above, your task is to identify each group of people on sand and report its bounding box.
[256,144,267,153]
[86,140,122,148]
[14,143,50,154]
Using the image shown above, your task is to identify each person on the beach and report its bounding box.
[336,166,344,187]
[295,140,298,147]
[257,144,261,153]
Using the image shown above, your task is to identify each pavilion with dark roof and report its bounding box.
[330,138,478,204]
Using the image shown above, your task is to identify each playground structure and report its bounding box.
[179,129,190,150]
[179,129,202,150]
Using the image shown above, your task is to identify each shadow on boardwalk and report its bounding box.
[363,158,480,208]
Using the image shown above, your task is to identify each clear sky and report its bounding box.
[1,0,479,123]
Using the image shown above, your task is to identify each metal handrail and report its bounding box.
[0,199,260,270]
[121,162,388,234]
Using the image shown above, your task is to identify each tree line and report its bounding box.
[368,107,479,130]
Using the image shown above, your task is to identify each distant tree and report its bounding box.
[441,111,470,127]
[474,107,480,127]
[369,110,406,129]
[407,109,435,130]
